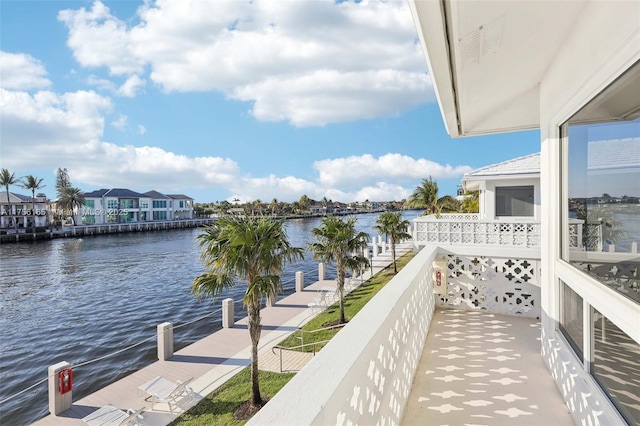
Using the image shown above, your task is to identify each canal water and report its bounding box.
[0,212,418,425]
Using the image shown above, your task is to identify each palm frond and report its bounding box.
[191,271,235,300]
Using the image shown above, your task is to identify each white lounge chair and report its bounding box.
[307,290,329,313]
[138,376,195,415]
[319,286,338,302]
[82,404,146,426]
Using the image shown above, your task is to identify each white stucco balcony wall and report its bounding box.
[248,245,439,425]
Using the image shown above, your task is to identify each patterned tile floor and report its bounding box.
[402,308,574,426]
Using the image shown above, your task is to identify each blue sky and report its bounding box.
[0,0,540,204]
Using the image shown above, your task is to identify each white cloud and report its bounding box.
[117,75,145,97]
[87,75,117,92]
[0,88,111,148]
[0,86,241,192]
[314,154,473,188]
[58,0,433,126]
[0,51,52,90]
[58,1,145,75]
[111,113,127,130]
[233,70,431,127]
[354,182,413,203]
[73,144,240,191]
[87,74,145,97]
[137,124,147,135]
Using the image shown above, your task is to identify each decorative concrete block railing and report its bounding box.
[414,216,542,248]
[247,245,438,426]
[437,254,541,318]
[435,213,480,221]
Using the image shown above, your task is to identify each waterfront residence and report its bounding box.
[0,191,48,230]
[248,2,639,425]
[83,188,148,225]
[82,188,195,225]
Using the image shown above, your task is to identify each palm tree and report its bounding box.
[409,176,461,216]
[299,195,310,213]
[462,190,479,213]
[252,199,263,216]
[409,176,439,215]
[20,175,45,235]
[58,187,85,225]
[309,216,370,324]
[270,198,279,216]
[374,211,412,274]
[191,216,303,410]
[0,168,19,231]
[437,195,461,213]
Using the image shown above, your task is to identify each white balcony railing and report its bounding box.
[413,214,541,248]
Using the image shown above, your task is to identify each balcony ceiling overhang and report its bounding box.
[410,0,586,138]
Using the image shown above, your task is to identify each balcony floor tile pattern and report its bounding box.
[402,308,574,426]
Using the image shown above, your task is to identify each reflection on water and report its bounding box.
[0,212,414,425]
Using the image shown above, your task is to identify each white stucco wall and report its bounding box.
[538,2,639,424]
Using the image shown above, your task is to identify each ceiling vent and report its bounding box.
[459,15,505,66]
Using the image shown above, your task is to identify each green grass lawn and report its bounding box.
[170,250,416,425]
[170,368,295,426]
[278,251,416,351]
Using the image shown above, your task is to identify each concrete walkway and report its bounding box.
[33,243,413,426]
[402,308,574,426]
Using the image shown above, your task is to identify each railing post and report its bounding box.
[222,298,234,328]
[318,262,325,281]
[48,361,72,415]
[157,322,173,361]
[577,223,583,249]
[632,242,637,254]
[295,271,304,292]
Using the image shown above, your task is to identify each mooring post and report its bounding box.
[222,298,234,328]
[157,322,173,361]
[48,361,72,415]
[295,271,304,292]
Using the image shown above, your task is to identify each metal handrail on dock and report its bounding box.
[294,323,346,347]
[271,323,347,372]
[271,340,331,372]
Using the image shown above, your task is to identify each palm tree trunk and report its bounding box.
[248,300,263,407]
[338,269,346,324]
[31,189,36,238]
[5,189,16,232]
[391,237,397,273]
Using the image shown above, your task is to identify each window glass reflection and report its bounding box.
[564,63,640,305]
[592,309,640,424]
[559,281,583,360]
